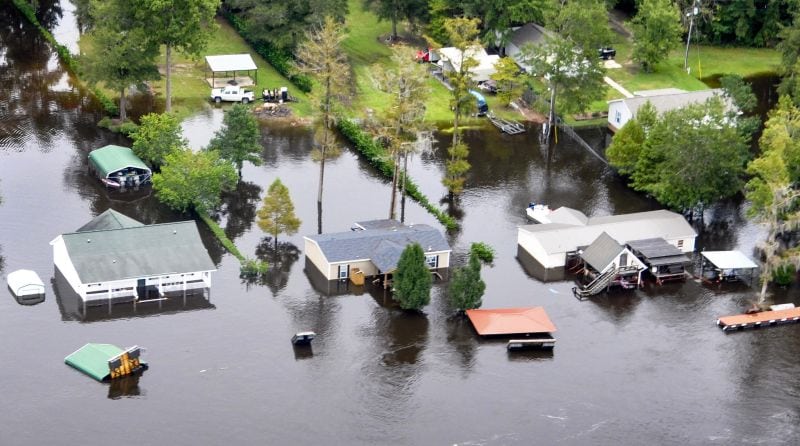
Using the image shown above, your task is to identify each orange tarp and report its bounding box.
[717,307,800,328]
[466,307,557,336]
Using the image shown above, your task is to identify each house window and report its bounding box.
[425,255,438,268]
[338,264,349,279]
[677,240,684,249]
[619,253,628,266]
[615,110,622,123]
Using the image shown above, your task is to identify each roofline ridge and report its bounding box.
[64,219,196,236]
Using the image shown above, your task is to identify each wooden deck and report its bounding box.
[717,307,800,331]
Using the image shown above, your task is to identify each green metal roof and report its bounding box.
[62,220,217,283]
[76,209,145,232]
[65,343,124,381]
[88,145,150,178]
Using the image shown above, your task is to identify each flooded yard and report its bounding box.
[1,4,799,445]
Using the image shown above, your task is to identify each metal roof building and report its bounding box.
[466,307,557,336]
[518,207,696,269]
[50,210,216,312]
[88,145,151,188]
[205,54,258,88]
[304,220,451,281]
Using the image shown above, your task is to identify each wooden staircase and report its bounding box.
[572,266,640,299]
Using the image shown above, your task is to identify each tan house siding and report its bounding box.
[304,237,332,279]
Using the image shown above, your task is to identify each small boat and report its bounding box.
[101,178,121,188]
[291,331,316,346]
[525,202,552,223]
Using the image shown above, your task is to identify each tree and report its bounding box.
[227,0,348,52]
[363,0,429,41]
[134,0,219,112]
[491,57,524,107]
[436,17,481,198]
[630,97,749,213]
[458,0,552,46]
[81,0,160,122]
[546,0,613,55]
[778,11,800,104]
[521,35,605,136]
[372,46,430,220]
[393,243,432,311]
[630,0,682,72]
[131,112,187,168]
[607,102,657,176]
[295,16,350,222]
[256,178,302,251]
[745,96,800,303]
[449,251,485,312]
[720,74,760,137]
[153,148,238,214]
[699,0,796,48]
[208,104,262,177]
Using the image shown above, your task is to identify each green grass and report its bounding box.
[151,18,312,120]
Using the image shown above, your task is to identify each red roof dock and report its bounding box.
[466,307,557,336]
[717,306,800,331]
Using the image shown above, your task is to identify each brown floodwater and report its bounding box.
[2,4,799,445]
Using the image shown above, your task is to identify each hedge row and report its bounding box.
[199,213,246,262]
[222,10,312,93]
[337,119,458,230]
[12,0,119,116]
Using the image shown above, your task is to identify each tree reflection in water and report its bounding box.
[242,237,300,294]
[219,180,262,243]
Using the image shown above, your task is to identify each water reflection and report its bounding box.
[444,316,478,372]
[218,180,262,243]
[107,374,144,400]
[249,238,300,294]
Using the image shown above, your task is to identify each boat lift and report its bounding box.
[487,111,525,135]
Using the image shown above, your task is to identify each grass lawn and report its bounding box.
[150,17,312,120]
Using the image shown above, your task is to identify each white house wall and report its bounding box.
[304,238,332,279]
[607,101,632,131]
[517,230,566,268]
[51,236,84,297]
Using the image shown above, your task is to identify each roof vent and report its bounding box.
[112,259,116,263]
[173,230,177,234]
[87,239,91,243]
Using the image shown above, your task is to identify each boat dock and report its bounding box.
[487,112,525,135]
[717,306,800,331]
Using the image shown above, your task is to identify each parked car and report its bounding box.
[210,85,255,104]
[599,47,616,60]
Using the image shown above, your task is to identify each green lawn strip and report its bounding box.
[11,0,118,115]
[338,119,458,230]
[669,45,781,79]
[150,17,312,121]
[198,213,245,262]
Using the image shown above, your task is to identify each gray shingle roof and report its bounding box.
[62,220,216,283]
[581,232,623,272]
[76,209,144,232]
[627,238,686,260]
[509,23,552,49]
[307,221,450,270]
[618,89,733,117]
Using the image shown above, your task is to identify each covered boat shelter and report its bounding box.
[7,269,45,301]
[700,251,758,284]
[205,54,258,88]
[627,238,691,284]
[65,343,146,381]
[88,145,151,188]
[466,307,556,336]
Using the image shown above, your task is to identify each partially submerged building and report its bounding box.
[88,145,151,188]
[607,88,734,132]
[50,210,216,312]
[517,207,696,270]
[304,219,451,284]
[627,238,692,284]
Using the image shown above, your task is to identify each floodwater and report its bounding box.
[2,4,799,445]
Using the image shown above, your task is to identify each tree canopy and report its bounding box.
[449,243,492,312]
[393,243,432,311]
[698,0,798,48]
[131,113,188,168]
[208,104,263,177]
[778,10,800,104]
[546,0,613,55]
[153,148,238,214]
[257,178,302,250]
[363,0,429,40]
[630,0,682,72]
[491,56,523,107]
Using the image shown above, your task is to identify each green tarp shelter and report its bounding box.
[88,145,151,180]
[65,343,140,381]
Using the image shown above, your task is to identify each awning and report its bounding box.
[466,307,557,336]
[701,251,758,269]
[205,54,257,72]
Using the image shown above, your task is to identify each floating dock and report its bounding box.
[487,112,525,135]
[717,306,800,331]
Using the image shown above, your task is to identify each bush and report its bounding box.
[222,10,312,93]
[240,257,269,278]
[772,264,796,287]
[117,121,139,136]
[337,119,458,230]
[97,116,114,129]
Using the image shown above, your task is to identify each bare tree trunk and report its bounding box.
[317,200,322,235]
[165,44,172,113]
[389,150,399,220]
[318,76,331,208]
[547,84,556,141]
[119,86,127,122]
[400,150,409,223]
[391,11,398,41]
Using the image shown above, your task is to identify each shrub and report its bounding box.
[117,121,139,136]
[240,257,269,278]
[772,264,796,287]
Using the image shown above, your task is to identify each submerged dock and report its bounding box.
[717,306,800,331]
[487,112,525,135]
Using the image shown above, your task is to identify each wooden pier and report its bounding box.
[717,306,800,331]
[487,112,525,135]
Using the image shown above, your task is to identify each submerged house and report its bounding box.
[607,88,734,132]
[573,232,646,297]
[627,238,692,284]
[49,210,216,312]
[88,145,151,188]
[304,219,451,283]
[518,207,696,270]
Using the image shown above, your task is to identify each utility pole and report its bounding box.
[683,0,700,72]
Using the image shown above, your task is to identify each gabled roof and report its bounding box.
[519,210,696,255]
[88,145,150,178]
[467,307,557,336]
[581,232,624,272]
[61,220,216,283]
[205,54,257,72]
[306,220,450,270]
[508,23,553,49]
[610,89,733,117]
[76,209,144,232]
[64,343,124,381]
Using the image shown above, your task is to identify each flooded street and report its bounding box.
[2,4,800,445]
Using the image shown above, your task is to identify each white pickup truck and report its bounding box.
[210,85,255,104]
